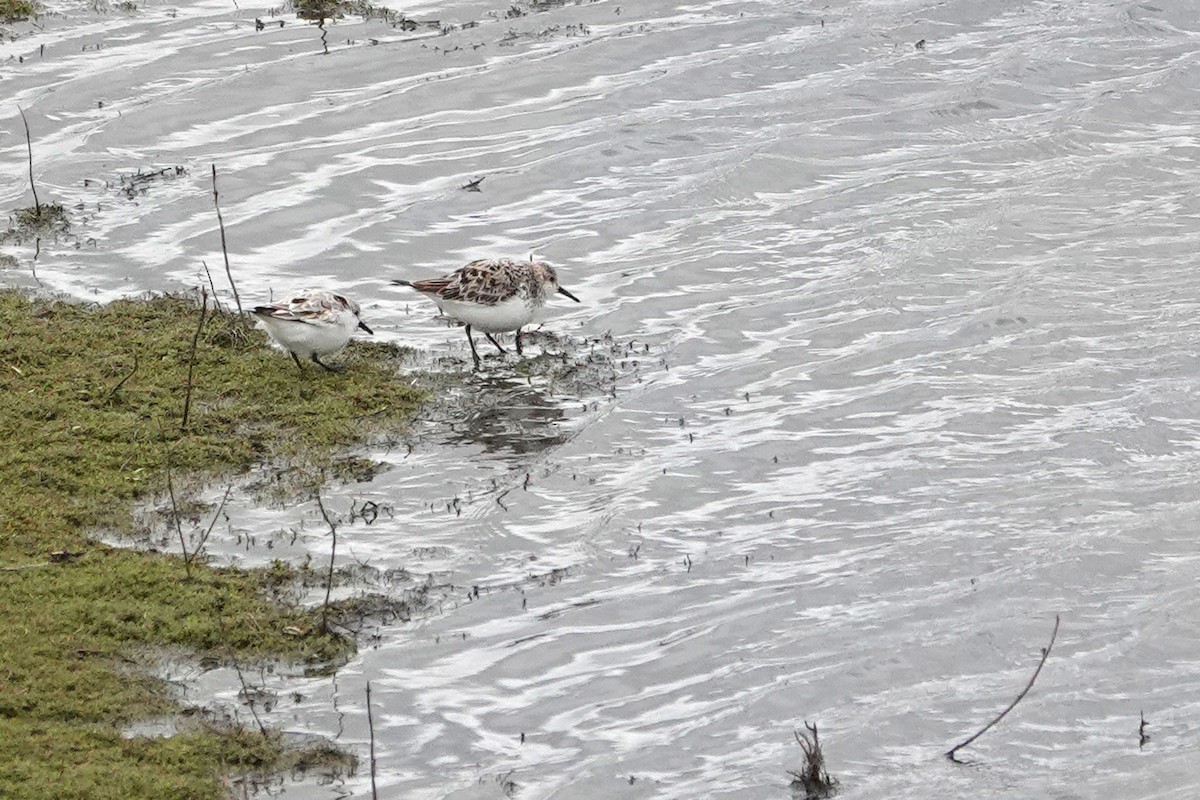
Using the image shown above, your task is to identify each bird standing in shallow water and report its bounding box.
[252,290,373,372]
[392,259,581,369]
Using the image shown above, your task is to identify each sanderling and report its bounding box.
[392,258,581,368]
[251,290,373,372]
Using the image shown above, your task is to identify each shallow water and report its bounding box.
[6,0,1200,797]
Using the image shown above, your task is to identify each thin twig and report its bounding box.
[166,465,192,580]
[17,106,40,213]
[366,680,379,800]
[315,493,338,634]
[947,615,1060,762]
[106,353,139,404]
[181,287,208,432]
[190,486,231,566]
[233,655,268,737]
[30,242,42,287]
[211,165,243,316]
[200,260,224,315]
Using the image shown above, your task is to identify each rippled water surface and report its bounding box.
[6,0,1200,797]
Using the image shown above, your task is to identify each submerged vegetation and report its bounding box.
[0,290,425,799]
[292,0,410,24]
[789,722,837,799]
[4,203,70,243]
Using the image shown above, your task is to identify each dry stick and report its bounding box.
[17,106,40,214]
[366,681,379,800]
[210,165,243,316]
[166,466,192,580]
[232,656,269,737]
[315,493,338,634]
[190,486,232,566]
[106,353,139,404]
[200,260,224,315]
[181,287,208,433]
[947,615,1061,762]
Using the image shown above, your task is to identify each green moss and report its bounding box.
[0,719,354,800]
[0,290,425,798]
[0,0,38,23]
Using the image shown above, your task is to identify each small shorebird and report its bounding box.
[392,259,580,368]
[251,290,373,372]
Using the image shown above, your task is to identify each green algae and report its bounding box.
[0,289,425,799]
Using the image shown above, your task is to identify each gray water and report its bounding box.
[5,0,1200,797]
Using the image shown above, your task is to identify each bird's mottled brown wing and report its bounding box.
[438,260,523,304]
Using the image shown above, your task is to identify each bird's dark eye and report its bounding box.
[334,295,349,307]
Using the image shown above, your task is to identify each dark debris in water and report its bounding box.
[115,165,188,200]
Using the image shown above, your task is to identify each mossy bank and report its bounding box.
[1,0,38,24]
[0,289,425,799]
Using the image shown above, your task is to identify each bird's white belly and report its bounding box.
[260,318,350,358]
[439,296,535,333]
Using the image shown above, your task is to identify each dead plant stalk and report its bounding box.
[946,614,1060,761]
[210,164,243,316]
[180,287,207,433]
[315,493,338,634]
[17,106,40,214]
[367,680,379,800]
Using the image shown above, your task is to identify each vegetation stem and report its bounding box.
[947,614,1060,761]
[17,106,40,214]
[180,287,208,433]
[210,165,243,316]
[315,493,338,634]
[367,680,379,800]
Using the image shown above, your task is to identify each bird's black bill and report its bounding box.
[358,320,374,335]
[558,286,581,303]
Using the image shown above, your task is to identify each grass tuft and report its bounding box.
[0,0,38,23]
[0,289,425,799]
[3,204,69,243]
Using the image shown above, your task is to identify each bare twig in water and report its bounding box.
[1139,710,1150,748]
[17,106,40,214]
[461,176,485,192]
[166,465,192,580]
[366,680,379,800]
[180,287,208,433]
[233,655,268,736]
[105,353,139,404]
[315,493,338,634]
[210,165,243,315]
[192,486,232,565]
[947,614,1060,762]
[30,240,43,287]
[789,721,836,798]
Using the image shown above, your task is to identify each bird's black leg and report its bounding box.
[290,351,305,373]
[484,332,507,354]
[465,325,482,370]
[311,353,344,373]
[515,328,524,356]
